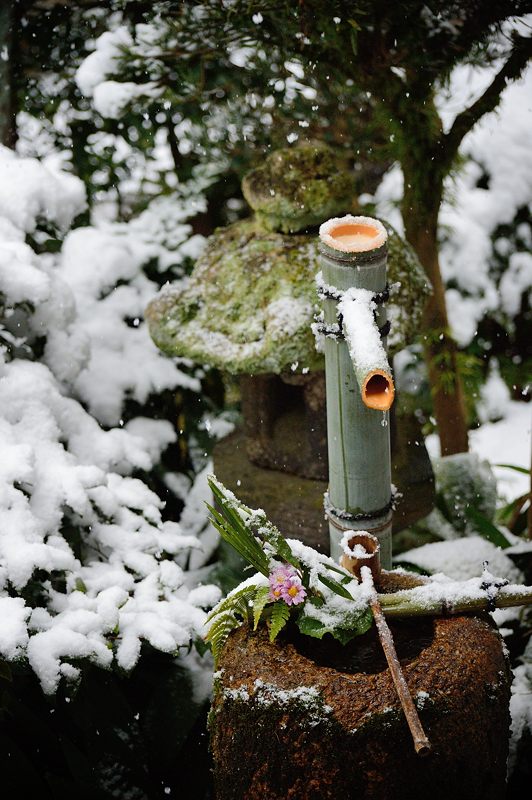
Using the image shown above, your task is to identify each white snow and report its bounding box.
[0,145,86,233]
[93,80,162,119]
[338,287,391,377]
[76,27,133,96]
[0,147,218,693]
[398,536,523,584]
[477,359,512,424]
[0,597,30,660]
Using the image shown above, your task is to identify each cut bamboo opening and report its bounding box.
[362,370,395,411]
[340,531,381,584]
[319,215,387,253]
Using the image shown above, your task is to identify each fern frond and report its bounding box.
[206,583,258,623]
[205,611,240,663]
[268,601,290,642]
[205,583,260,663]
[253,586,271,630]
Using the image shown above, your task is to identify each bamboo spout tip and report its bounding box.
[362,370,395,411]
[319,214,387,253]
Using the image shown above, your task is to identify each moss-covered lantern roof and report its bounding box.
[146,146,431,375]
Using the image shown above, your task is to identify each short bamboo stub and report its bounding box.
[340,531,382,584]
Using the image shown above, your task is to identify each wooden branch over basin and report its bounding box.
[362,566,431,757]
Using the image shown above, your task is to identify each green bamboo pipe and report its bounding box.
[379,585,532,618]
[318,215,394,568]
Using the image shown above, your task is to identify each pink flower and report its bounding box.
[281,576,307,606]
[268,565,306,606]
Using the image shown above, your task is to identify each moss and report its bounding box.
[146,219,323,374]
[242,144,355,233]
[384,221,432,353]
[146,219,431,375]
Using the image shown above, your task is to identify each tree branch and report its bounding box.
[443,34,532,163]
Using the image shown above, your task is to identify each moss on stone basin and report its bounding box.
[146,217,430,375]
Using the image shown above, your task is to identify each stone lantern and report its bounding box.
[146,145,434,552]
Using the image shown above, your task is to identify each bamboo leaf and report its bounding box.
[268,602,290,642]
[207,503,270,576]
[318,573,354,600]
[323,563,353,580]
[257,521,299,568]
[495,463,530,475]
[253,586,271,630]
[207,480,270,575]
[466,507,511,549]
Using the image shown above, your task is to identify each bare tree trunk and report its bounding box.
[402,175,469,455]
[0,1,17,149]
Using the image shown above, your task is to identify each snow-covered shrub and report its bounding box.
[432,452,498,533]
[0,145,220,694]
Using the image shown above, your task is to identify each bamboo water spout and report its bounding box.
[319,215,394,568]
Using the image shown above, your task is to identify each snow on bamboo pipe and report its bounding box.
[318,215,394,568]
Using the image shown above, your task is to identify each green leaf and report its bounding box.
[318,573,354,600]
[205,583,259,663]
[257,521,299,568]
[194,637,210,657]
[253,586,271,630]
[330,627,363,645]
[208,510,269,577]
[268,601,290,642]
[466,506,511,549]
[297,606,373,643]
[495,463,530,475]
[207,479,270,576]
[296,615,328,639]
[323,563,353,580]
